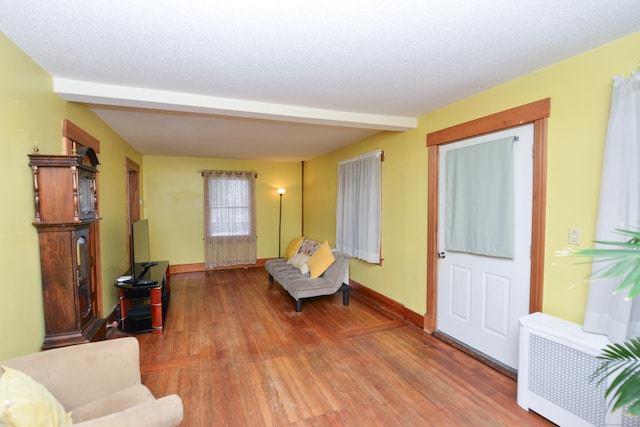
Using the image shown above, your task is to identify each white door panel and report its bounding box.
[437,124,533,369]
[450,265,472,321]
[483,272,509,337]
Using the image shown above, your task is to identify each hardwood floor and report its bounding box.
[135,268,552,426]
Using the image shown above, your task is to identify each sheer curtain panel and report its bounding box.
[583,72,640,342]
[203,170,257,268]
[336,150,382,263]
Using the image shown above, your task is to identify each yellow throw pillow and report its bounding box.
[284,237,304,259]
[307,241,335,279]
[0,366,72,427]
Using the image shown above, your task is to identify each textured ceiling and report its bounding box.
[2,1,640,161]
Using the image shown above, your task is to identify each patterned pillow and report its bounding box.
[297,239,322,256]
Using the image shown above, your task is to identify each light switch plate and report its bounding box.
[568,228,581,245]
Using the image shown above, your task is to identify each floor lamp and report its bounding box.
[277,188,286,257]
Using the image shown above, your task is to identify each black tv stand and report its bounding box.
[133,261,159,279]
[136,266,150,280]
[115,261,170,334]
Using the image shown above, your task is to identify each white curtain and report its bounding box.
[583,71,640,343]
[203,170,257,268]
[336,150,382,263]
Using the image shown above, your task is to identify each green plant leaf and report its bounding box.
[612,372,640,412]
[629,399,640,416]
[559,226,640,417]
[593,339,640,415]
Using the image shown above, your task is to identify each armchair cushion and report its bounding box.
[70,384,153,423]
[73,395,183,427]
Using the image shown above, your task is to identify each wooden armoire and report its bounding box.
[29,146,106,349]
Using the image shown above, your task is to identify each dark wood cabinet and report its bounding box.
[29,151,106,350]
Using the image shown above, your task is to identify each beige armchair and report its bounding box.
[0,337,183,426]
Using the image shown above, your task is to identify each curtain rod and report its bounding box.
[338,149,384,166]
[197,169,261,177]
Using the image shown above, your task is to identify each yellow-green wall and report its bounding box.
[304,128,428,310]
[304,31,640,324]
[142,156,301,264]
[1,33,142,360]
[3,28,639,360]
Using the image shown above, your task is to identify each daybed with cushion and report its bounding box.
[0,337,183,427]
[265,238,352,312]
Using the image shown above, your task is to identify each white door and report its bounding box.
[436,124,533,370]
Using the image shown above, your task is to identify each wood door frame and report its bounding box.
[62,119,103,317]
[62,120,100,154]
[424,99,550,332]
[126,158,141,272]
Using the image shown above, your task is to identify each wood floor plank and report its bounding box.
[133,268,552,426]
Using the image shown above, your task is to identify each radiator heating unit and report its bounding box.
[517,312,640,426]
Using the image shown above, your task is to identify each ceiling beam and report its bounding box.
[54,78,417,131]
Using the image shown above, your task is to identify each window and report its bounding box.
[208,177,251,237]
[203,170,257,267]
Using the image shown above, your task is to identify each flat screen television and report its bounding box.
[131,219,156,277]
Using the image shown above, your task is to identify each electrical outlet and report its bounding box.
[568,227,581,245]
